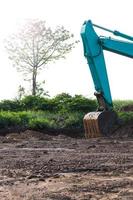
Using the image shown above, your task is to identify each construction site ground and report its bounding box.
[0,128,132,200]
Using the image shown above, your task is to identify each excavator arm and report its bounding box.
[81,20,133,138]
[101,37,133,58]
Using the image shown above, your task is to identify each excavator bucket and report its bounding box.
[83,111,117,138]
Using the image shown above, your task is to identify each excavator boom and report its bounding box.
[101,37,133,58]
[81,20,133,138]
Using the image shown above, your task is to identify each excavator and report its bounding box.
[81,20,133,138]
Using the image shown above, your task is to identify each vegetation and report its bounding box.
[0,94,97,113]
[0,111,84,130]
[113,100,133,112]
[118,112,133,124]
[0,94,132,131]
[5,19,78,96]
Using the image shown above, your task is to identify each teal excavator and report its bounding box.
[81,20,133,138]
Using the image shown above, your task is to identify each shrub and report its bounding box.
[0,93,102,113]
[113,100,133,112]
[21,95,57,111]
[0,112,21,128]
[52,93,72,112]
[63,112,84,129]
[0,100,22,111]
[29,118,51,130]
[118,112,133,123]
[21,95,43,110]
[18,112,31,126]
[36,98,58,112]
[68,95,97,112]
[52,93,97,113]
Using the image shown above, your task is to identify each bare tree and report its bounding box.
[5,19,78,96]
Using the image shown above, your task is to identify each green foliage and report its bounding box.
[0,100,22,111]
[68,95,97,112]
[49,93,97,113]
[52,93,72,112]
[1,94,133,113]
[0,110,84,130]
[18,112,31,126]
[21,95,57,111]
[118,112,133,123]
[0,112,21,128]
[28,110,84,130]
[0,109,133,131]
[113,100,133,112]
[29,118,50,130]
[21,95,44,110]
[62,112,84,129]
[0,95,133,131]
[2,93,95,113]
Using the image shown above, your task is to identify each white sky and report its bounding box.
[0,0,133,100]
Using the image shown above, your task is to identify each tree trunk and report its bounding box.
[32,67,37,96]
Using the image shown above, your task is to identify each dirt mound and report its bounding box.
[111,124,133,138]
[5,130,54,142]
[5,124,133,140]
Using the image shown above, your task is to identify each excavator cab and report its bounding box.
[81,20,133,138]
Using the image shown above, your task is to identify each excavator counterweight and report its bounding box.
[81,20,133,138]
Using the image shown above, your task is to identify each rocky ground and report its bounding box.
[0,129,132,200]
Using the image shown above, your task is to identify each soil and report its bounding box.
[0,128,132,200]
